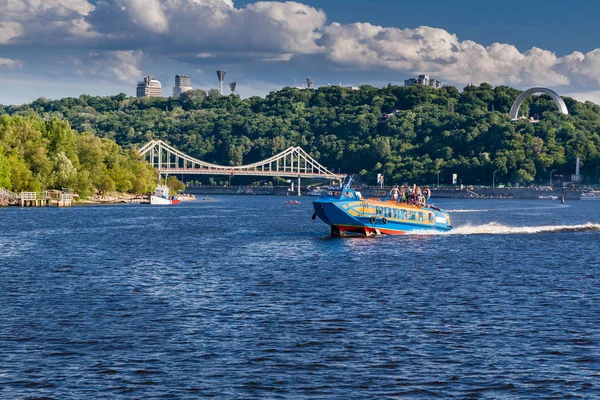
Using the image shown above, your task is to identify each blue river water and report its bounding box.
[1,197,600,399]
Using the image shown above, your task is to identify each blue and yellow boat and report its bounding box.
[312,178,452,236]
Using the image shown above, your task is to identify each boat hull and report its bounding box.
[150,195,181,205]
[313,197,452,236]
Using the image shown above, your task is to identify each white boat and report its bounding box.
[581,191,600,200]
[150,185,181,205]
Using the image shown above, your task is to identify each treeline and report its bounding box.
[0,114,156,195]
[3,83,600,185]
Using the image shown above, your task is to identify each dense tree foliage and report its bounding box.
[3,83,600,185]
[0,115,157,195]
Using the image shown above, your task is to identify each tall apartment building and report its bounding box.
[173,74,192,97]
[404,74,441,89]
[136,75,162,98]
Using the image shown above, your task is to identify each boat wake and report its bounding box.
[446,209,490,213]
[405,222,600,236]
[451,222,600,235]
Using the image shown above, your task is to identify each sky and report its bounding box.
[2,0,600,105]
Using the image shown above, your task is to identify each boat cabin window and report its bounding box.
[376,206,383,215]
[428,213,434,222]
[327,190,341,197]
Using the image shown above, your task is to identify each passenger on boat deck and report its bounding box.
[389,185,399,201]
[424,186,431,206]
[400,186,406,203]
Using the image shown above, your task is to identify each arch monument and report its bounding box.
[509,87,568,120]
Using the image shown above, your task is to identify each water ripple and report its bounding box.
[0,198,599,398]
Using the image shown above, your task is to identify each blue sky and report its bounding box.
[2,0,600,105]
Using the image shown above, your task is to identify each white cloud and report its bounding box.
[82,0,326,58]
[0,21,23,44]
[89,50,144,82]
[238,1,326,54]
[319,23,576,87]
[5,0,600,102]
[1,0,94,17]
[0,57,23,68]
[563,90,600,104]
[121,0,168,33]
[0,0,96,43]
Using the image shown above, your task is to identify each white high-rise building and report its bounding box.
[404,74,442,89]
[136,75,162,98]
[173,74,192,97]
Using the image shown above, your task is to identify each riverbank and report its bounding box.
[185,185,584,200]
[0,193,150,207]
[76,194,148,205]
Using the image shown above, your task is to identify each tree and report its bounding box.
[52,151,77,189]
[0,146,10,188]
[166,176,185,194]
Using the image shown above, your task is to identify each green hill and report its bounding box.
[3,83,599,186]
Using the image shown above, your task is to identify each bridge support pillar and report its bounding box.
[297,176,301,197]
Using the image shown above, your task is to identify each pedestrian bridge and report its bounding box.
[138,140,345,192]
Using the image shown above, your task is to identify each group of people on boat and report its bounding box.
[389,185,431,207]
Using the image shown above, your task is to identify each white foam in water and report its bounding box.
[406,222,600,236]
[451,222,600,235]
[446,209,490,213]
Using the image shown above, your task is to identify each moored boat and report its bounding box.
[581,191,600,200]
[312,177,451,236]
[150,184,181,205]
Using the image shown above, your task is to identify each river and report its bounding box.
[1,197,599,398]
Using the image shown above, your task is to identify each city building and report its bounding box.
[404,74,442,89]
[173,74,192,97]
[136,75,162,98]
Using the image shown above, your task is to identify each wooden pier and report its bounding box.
[0,188,73,207]
[57,192,73,207]
[19,192,51,207]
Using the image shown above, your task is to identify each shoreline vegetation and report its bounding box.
[0,114,184,205]
[0,114,158,198]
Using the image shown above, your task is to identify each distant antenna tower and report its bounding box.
[229,82,238,95]
[216,70,227,95]
[306,77,315,89]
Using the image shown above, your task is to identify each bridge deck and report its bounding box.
[155,168,345,179]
